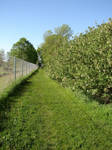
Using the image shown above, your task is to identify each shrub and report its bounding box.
[42,19,112,103]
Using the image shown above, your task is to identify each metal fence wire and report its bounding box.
[0,55,37,94]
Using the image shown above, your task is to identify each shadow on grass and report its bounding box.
[0,69,38,132]
[52,77,104,105]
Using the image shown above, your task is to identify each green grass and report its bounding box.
[0,69,112,150]
[0,70,36,106]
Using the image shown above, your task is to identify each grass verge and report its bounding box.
[0,70,38,111]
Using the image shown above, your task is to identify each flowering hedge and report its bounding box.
[42,19,112,103]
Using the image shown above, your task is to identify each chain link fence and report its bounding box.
[0,55,38,94]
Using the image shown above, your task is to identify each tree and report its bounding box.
[37,47,43,64]
[10,38,37,63]
[40,24,72,66]
[43,30,53,40]
[0,49,5,66]
[54,24,73,39]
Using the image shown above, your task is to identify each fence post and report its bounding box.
[14,57,16,80]
[26,63,27,75]
[22,60,23,76]
[29,64,30,73]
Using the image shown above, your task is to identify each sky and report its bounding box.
[0,0,112,52]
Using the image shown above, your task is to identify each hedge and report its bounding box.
[42,19,112,104]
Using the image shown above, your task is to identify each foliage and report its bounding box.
[55,24,73,39]
[43,30,53,40]
[41,19,112,103]
[37,47,43,64]
[10,38,37,63]
[0,49,5,66]
[41,34,69,66]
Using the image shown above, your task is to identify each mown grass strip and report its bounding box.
[0,69,112,150]
[0,70,38,111]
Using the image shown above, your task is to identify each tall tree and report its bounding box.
[40,24,72,66]
[10,38,37,63]
[54,24,73,39]
[43,30,53,40]
[0,49,5,66]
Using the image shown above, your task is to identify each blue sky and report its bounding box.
[0,0,112,52]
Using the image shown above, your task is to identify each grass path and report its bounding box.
[0,70,112,150]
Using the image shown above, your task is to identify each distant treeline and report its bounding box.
[0,38,38,64]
